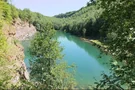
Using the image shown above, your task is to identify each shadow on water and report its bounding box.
[55,31,111,68]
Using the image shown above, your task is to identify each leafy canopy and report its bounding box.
[30,23,76,89]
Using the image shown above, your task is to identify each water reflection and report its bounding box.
[55,31,111,68]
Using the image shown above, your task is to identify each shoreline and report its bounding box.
[80,37,109,55]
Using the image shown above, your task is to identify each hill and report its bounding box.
[54,11,76,18]
[52,2,103,38]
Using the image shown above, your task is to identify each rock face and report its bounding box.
[2,18,36,86]
[14,18,37,40]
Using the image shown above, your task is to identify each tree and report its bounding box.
[82,28,86,37]
[19,9,32,22]
[30,23,76,89]
[10,5,18,19]
[87,2,90,6]
[95,0,135,89]
[0,0,12,23]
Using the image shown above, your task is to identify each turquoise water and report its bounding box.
[22,31,111,87]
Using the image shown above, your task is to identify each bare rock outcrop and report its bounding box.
[1,18,36,86]
[14,18,37,40]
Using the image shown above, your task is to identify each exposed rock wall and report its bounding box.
[14,18,36,41]
[2,18,36,86]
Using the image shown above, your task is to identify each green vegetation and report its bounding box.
[0,0,18,89]
[94,0,135,89]
[30,23,76,89]
[0,1,77,89]
[17,1,103,38]
[53,0,135,89]
[10,5,19,20]
[53,1,103,38]
[54,11,76,18]
[1,0,135,89]
[18,8,52,31]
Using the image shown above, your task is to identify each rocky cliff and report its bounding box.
[14,19,36,41]
[2,18,36,87]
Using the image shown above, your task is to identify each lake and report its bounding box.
[22,31,111,88]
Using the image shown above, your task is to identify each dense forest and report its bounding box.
[0,0,135,89]
[53,1,103,38]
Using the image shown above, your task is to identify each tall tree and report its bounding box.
[95,0,135,89]
[30,23,76,89]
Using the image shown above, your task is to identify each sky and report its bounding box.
[12,0,89,16]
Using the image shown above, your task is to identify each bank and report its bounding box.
[80,37,108,54]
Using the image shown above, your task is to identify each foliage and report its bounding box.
[94,0,135,89]
[0,1,19,89]
[30,23,76,89]
[82,28,86,37]
[17,1,104,38]
[0,0,12,23]
[0,31,7,53]
[18,9,51,30]
[2,0,135,89]
[0,0,77,89]
[0,0,11,68]
[18,8,32,22]
[53,1,104,38]
[54,11,76,18]
[10,5,18,19]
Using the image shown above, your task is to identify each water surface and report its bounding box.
[55,31,111,87]
[22,31,111,87]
